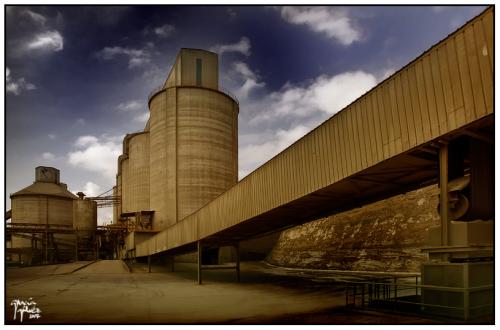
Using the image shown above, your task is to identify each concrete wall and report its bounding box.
[12,195,74,226]
[266,185,441,272]
[164,49,218,90]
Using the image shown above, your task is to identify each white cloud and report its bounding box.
[117,100,143,112]
[68,135,122,179]
[98,208,114,226]
[6,67,36,95]
[134,112,149,123]
[74,135,99,147]
[227,8,237,20]
[48,133,56,140]
[23,9,47,25]
[380,67,396,81]
[27,30,63,51]
[81,181,101,197]
[280,6,361,46]
[210,37,251,56]
[232,62,265,100]
[95,46,151,68]
[76,118,86,125]
[233,62,257,80]
[42,152,55,160]
[154,24,175,37]
[252,70,376,122]
[431,6,447,13]
[237,70,377,178]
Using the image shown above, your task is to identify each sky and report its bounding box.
[5,5,487,225]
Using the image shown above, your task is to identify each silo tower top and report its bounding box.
[35,166,60,184]
[163,48,219,90]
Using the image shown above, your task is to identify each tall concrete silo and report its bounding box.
[148,48,238,230]
[117,132,150,215]
[126,132,150,213]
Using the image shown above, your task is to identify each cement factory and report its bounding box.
[6,7,494,323]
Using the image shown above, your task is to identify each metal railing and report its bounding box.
[219,86,239,105]
[342,276,494,321]
[148,84,164,103]
[147,84,239,105]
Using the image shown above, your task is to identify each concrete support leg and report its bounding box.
[96,235,100,260]
[197,241,202,285]
[170,255,175,272]
[235,242,240,282]
[148,255,151,273]
[439,144,449,248]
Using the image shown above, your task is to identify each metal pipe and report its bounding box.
[394,277,398,301]
[45,197,49,264]
[439,144,449,247]
[361,284,365,306]
[96,235,100,260]
[197,241,202,285]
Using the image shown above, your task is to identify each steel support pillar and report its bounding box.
[197,241,202,285]
[235,242,240,282]
[169,255,174,272]
[439,144,449,247]
[75,230,79,261]
[148,255,151,273]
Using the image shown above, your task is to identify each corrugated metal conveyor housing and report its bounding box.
[136,8,493,258]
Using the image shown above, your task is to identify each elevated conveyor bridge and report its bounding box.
[135,8,493,284]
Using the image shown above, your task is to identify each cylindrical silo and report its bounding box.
[127,132,150,212]
[120,156,130,213]
[148,48,238,231]
[176,87,238,219]
[73,199,97,232]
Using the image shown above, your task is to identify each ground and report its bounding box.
[6,260,448,324]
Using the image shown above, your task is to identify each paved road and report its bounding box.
[6,260,347,324]
[6,260,450,324]
[74,260,129,274]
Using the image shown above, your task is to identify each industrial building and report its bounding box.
[7,166,125,264]
[7,7,494,322]
[7,167,96,263]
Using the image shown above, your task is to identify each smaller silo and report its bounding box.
[73,193,97,232]
[73,192,98,260]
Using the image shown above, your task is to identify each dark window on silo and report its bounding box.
[196,58,202,86]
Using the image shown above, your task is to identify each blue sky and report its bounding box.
[5,5,487,224]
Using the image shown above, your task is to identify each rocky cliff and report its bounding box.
[266,184,440,272]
